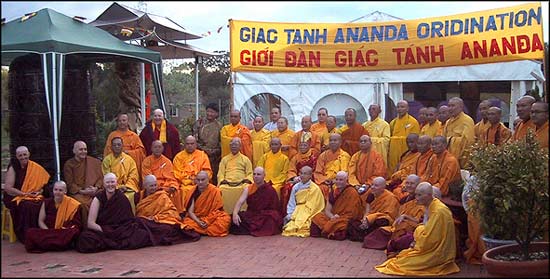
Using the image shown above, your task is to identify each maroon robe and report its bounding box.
[139,120,182,160]
[24,198,82,253]
[280,154,317,217]
[230,182,283,236]
[2,159,47,243]
[76,189,152,253]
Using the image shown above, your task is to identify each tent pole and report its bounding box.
[195,56,200,121]
[139,63,146,132]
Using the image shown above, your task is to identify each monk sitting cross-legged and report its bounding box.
[310,171,364,240]
[230,167,283,236]
[348,135,387,193]
[24,181,82,253]
[142,140,186,215]
[347,177,400,243]
[363,174,425,257]
[182,171,231,237]
[313,133,351,199]
[134,175,200,245]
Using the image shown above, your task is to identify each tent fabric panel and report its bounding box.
[233,60,543,85]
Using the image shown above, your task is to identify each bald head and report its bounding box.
[448,97,464,117]
[438,105,450,123]
[270,137,282,153]
[406,133,419,152]
[359,135,372,152]
[73,141,87,160]
[328,133,342,151]
[334,171,349,189]
[487,106,502,124]
[397,100,409,117]
[301,116,313,130]
[517,95,537,121]
[416,182,433,195]
[432,186,442,200]
[368,104,382,120]
[417,135,432,153]
[479,100,492,121]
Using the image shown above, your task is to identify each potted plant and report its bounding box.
[468,131,548,277]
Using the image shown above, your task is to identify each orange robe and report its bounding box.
[388,197,425,241]
[464,200,486,265]
[348,150,387,186]
[136,190,188,229]
[104,129,146,176]
[182,184,231,236]
[339,122,368,157]
[290,130,321,157]
[220,123,253,162]
[511,118,536,141]
[141,154,186,213]
[483,123,512,146]
[534,121,549,151]
[311,122,328,137]
[12,160,50,205]
[364,189,400,226]
[313,148,351,198]
[421,150,461,196]
[173,149,212,210]
[312,186,364,238]
[389,150,420,200]
[474,120,491,144]
[271,128,296,159]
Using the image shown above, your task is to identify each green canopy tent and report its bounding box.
[1,8,166,180]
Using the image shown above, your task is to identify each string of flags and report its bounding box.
[200,24,229,37]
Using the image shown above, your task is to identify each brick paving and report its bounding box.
[2,235,489,277]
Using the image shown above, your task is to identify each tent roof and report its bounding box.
[90,2,202,41]
[349,11,404,23]
[1,7,162,66]
[140,31,215,59]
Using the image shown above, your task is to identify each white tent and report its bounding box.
[233,58,544,131]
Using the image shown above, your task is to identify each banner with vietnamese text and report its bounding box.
[229,3,544,72]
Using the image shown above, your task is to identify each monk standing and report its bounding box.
[311,108,329,139]
[250,115,271,167]
[182,171,231,237]
[339,108,368,156]
[362,104,390,167]
[375,182,460,276]
[483,107,512,146]
[64,140,103,225]
[271,117,295,159]
[443,97,475,168]
[347,177,399,243]
[230,167,283,236]
[264,107,281,132]
[420,107,441,138]
[531,102,549,150]
[220,110,253,162]
[141,140,185,214]
[256,138,289,199]
[291,116,321,158]
[511,95,536,141]
[139,109,181,160]
[193,103,222,185]
[388,100,420,176]
[473,100,492,144]
[311,171,364,240]
[313,133,351,198]
[24,181,82,253]
[104,113,146,176]
[3,146,50,242]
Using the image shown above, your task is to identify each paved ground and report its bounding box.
[2,235,488,278]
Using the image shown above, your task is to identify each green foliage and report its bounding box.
[469,132,549,260]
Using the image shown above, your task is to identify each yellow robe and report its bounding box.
[362,117,390,167]
[282,182,325,237]
[217,152,253,213]
[101,152,139,213]
[376,198,460,276]
[311,122,328,138]
[173,149,213,207]
[257,151,289,198]
[271,128,296,159]
[251,128,271,167]
[103,129,146,177]
[313,149,351,185]
[389,114,420,176]
[420,120,441,138]
[443,112,475,168]
[220,123,253,161]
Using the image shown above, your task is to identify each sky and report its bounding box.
[2,1,549,54]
